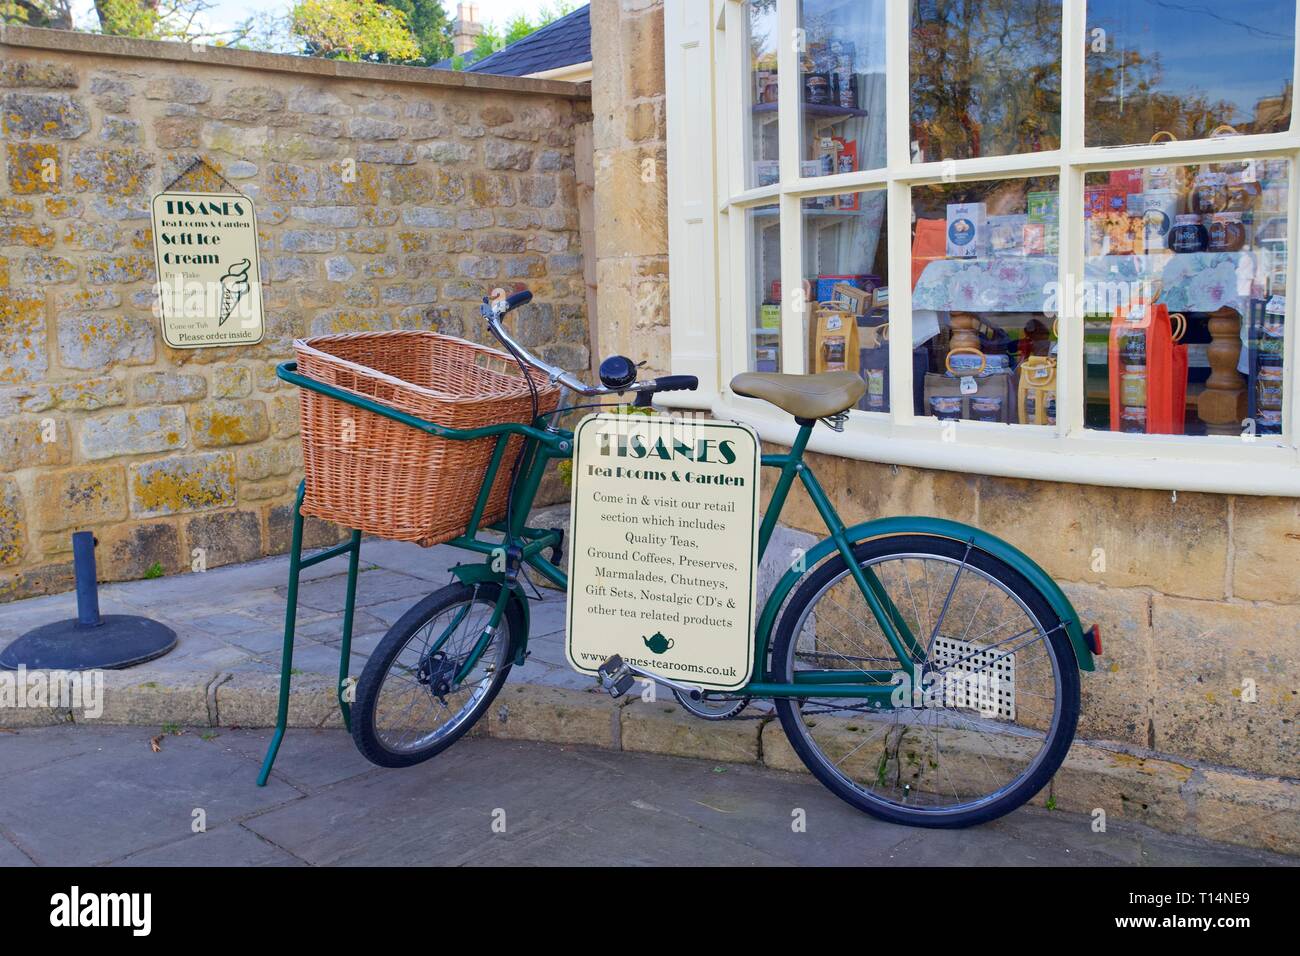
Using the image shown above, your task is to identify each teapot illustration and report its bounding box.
[642,632,674,655]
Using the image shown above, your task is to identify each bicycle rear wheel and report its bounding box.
[351,582,517,769]
[770,535,1079,828]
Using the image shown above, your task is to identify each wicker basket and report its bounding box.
[294,330,560,546]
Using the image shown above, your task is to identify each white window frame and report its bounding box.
[664,0,1300,496]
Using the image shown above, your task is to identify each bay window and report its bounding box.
[663,0,1300,495]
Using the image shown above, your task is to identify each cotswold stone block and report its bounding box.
[263,163,319,202]
[68,148,153,196]
[5,143,60,195]
[281,230,336,253]
[97,520,183,581]
[20,254,76,284]
[1151,595,1299,779]
[129,452,237,518]
[35,465,127,531]
[189,399,270,448]
[267,394,299,439]
[484,140,533,171]
[19,377,125,413]
[1231,496,1300,604]
[978,479,1229,600]
[143,76,211,105]
[237,443,296,481]
[133,371,206,404]
[212,366,251,399]
[0,416,70,472]
[0,285,48,384]
[1,92,89,139]
[57,311,155,369]
[85,254,154,284]
[185,509,262,568]
[0,62,78,89]
[0,477,24,567]
[80,406,188,460]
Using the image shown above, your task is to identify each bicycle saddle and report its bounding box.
[731,371,866,420]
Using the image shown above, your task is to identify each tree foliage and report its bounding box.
[377,0,452,64]
[291,0,421,62]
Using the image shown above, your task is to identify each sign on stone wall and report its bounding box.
[150,190,264,348]
[565,413,760,691]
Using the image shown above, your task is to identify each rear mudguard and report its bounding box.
[755,516,1095,674]
[450,563,532,666]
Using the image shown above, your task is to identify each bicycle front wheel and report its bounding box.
[770,535,1079,828]
[351,582,517,769]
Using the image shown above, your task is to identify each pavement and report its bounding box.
[0,506,593,694]
[1,511,1295,864]
[1,725,1293,867]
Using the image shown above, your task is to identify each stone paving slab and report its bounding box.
[0,726,1292,867]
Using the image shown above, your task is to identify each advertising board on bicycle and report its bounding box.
[565,413,760,691]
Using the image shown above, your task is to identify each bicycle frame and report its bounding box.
[258,361,1093,784]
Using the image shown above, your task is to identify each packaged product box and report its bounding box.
[1109,168,1143,194]
[1024,222,1059,256]
[1027,190,1058,224]
[988,214,1028,256]
[1084,185,1110,219]
[815,274,878,302]
[759,303,781,329]
[754,160,780,187]
[755,344,779,373]
[946,202,986,258]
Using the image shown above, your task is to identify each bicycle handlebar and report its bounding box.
[482,290,698,400]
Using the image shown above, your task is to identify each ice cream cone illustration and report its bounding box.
[218,259,252,326]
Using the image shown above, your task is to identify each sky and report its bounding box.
[70,0,587,38]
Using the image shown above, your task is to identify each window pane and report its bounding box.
[747,0,781,189]
[912,176,1061,426]
[1085,1,1295,147]
[749,205,782,372]
[1082,160,1289,439]
[801,191,890,412]
[910,0,1062,162]
[797,0,888,179]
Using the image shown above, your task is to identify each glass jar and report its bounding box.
[1121,367,1148,407]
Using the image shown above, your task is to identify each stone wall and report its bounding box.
[0,27,591,601]
[590,0,670,375]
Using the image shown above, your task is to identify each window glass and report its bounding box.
[797,0,887,179]
[801,191,890,412]
[1081,160,1289,439]
[1085,1,1295,147]
[911,176,1061,426]
[749,204,782,372]
[910,0,1062,162]
[747,0,782,188]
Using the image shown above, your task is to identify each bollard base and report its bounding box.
[0,615,177,671]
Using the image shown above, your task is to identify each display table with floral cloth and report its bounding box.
[912,251,1267,370]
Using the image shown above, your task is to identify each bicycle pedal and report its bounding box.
[597,655,637,698]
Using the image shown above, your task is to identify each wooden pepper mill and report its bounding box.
[1197,305,1248,435]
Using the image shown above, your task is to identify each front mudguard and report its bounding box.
[450,562,532,666]
[755,516,1096,673]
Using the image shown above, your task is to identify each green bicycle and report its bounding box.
[263,288,1101,829]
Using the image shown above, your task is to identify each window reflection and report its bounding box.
[910,0,1062,162]
[1082,160,1289,439]
[801,191,890,411]
[1085,1,1295,147]
[748,0,781,188]
[749,205,782,372]
[911,177,1061,426]
[798,0,888,178]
